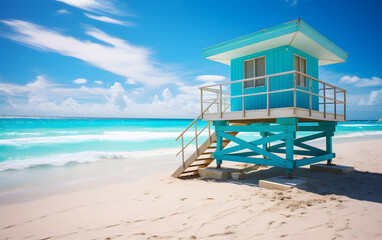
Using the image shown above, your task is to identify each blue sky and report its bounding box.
[0,0,381,119]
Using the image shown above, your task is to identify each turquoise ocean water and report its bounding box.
[1,118,382,173]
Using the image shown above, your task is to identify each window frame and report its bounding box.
[243,56,266,89]
[294,54,307,88]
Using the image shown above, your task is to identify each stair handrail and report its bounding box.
[175,100,230,169]
[175,99,217,141]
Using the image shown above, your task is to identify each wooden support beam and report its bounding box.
[295,153,335,167]
[214,132,286,157]
[217,132,291,167]
[216,154,289,168]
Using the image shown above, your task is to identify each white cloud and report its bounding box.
[0,76,200,118]
[162,88,172,101]
[126,78,136,84]
[359,88,382,106]
[73,78,87,84]
[340,75,382,87]
[286,0,298,6]
[84,13,134,26]
[196,75,226,82]
[94,80,103,84]
[57,9,70,14]
[57,0,119,15]
[1,20,178,86]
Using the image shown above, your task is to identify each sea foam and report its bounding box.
[0,148,181,172]
[0,131,208,146]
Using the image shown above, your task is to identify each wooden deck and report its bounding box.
[202,107,345,123]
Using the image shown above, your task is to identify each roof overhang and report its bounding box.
[203,20,348,66]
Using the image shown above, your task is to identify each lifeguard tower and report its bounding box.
[172,19,347,178]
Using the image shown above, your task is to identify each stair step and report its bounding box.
[194,158,213,161]
[181,169,199,174]
[200,152,213,155]
[213,140,230,143]
[189,163,210,167]
[207,146,217,149]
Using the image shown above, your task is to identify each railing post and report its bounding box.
[334,89,337,119]
[267,77,270,116]
[309,78,312,116]
[200,89,203,119]
[181,135,185,169]
[208,121,211,141]
[195,121,198,154]
[216,92,219,114]
[242,82,245,117]
[293,73,297,114]
[323,84,326,118]
[220,85,223,119]
[344,91,346,121]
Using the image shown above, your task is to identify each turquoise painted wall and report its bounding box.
[230,45,319,111]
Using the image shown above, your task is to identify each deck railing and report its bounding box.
[199,70,347,120]
[175,98,231,169]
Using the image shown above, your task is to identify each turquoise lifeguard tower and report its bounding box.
[172,20,347,178]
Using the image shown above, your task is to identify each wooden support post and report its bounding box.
[260,131,268,159]
[319,121,336,165]
[278,118,297,178]
[213,121,227,168]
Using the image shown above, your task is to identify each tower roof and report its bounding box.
[203,19,347,66]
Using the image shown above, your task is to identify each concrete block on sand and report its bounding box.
[198,167,238,180]
[259,176,308,191]
[231,172,247,180]
[310,164,354,174]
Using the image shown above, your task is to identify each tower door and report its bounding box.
[294,55,307,87]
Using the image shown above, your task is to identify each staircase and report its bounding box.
[172,98,238,178]
[171,131,238,178]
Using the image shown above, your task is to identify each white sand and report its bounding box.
[0,139,381,239]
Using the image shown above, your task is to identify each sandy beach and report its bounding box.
[0,139,381,240]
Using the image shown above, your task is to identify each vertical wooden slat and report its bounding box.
[195,121,198,154]
[309,78,312,116]
[334,89,337,119]
[220,85,223,119]
[200,89,203,119]
[344,91,347,121]
[242,82,245,117]
[181,135,185,169]
[293,73,296,114]
[267,77,270,116]
[323,84,326,118]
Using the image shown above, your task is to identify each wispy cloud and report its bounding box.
[94,80,103,84]
[57,0,120,15]
[340,75,382,87]
[1,20,178,86]
[196,75,226,82]
[0,76,199,118]
[73,78,87,84]
[84,13,134,26]
[359,88,382,106]
[57,9,70,14]
[286,0,298,6]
